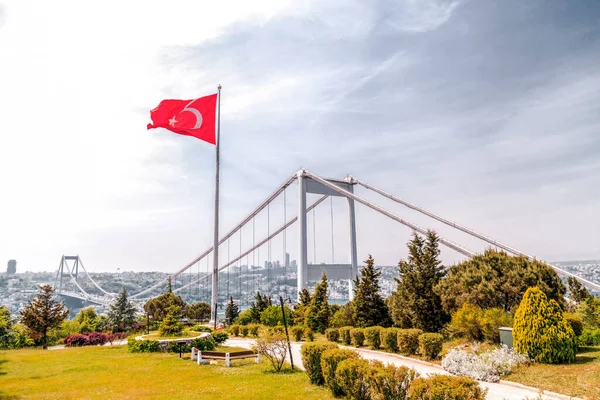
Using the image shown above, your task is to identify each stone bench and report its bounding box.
[191,348,261,367]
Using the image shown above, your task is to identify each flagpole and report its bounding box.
[211,84,222,326]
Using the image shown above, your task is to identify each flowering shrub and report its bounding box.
[65,334,89,347]
[87,332,108,346]
[442,345,530,382]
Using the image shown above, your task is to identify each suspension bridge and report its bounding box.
[53,168,600,311]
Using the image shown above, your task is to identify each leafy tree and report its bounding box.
[435,249,566,314]
[107,287,137,332]
[575,297,600,329]
[299,288,312,307]
[352,255,391,328]
[514,286,577,364]
[225,297,240,325]
[306,272,330,333]
[0,306,14,349]
[20,285,69,349]
[249,291,271,323]
[568,277,591,304]
[186,302,211,322]
[158,305,183,337]
[143,291,187,322]
[388,231,448,332]
[260,305,294,326]
[331,302,354,328]
[76,307,98,333]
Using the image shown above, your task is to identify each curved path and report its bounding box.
[224,338,579,400]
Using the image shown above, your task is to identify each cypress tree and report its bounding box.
[107,287,137,332]
[388,231,448,332]
[299,288,312,307]
[158,305,184,337]
[568,277,591,304]
[20,285,69,349]
[352,255,391,328]
[307,272,331,333]
[225,296,240,325]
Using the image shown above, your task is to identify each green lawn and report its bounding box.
[0,346,334,400]
[504,346,600,400]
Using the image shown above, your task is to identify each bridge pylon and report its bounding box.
[54,255,81,293]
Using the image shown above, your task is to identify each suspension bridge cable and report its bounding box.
[312,208,316,264]
[268,201,271,296]
[227,237,230,300]
[283,187,287,300]
[330,197,335,264]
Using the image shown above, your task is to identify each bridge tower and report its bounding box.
[296,169,358,302]
[54,255,80,293]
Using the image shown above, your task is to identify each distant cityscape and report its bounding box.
[1,258,599,317]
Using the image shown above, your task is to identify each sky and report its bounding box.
[0,0,599,274]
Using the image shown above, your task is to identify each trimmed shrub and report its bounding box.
[336,358,371,400]
[305,327,315,342]
[249,324,261,337]
[127,337,160,353]
[513,287,577,364]
[192,325,213,332]
[212,331,229,344]
[65,334,89,347]
[368,360,418,400]
[325,328,340,343]
[291,326,304,341]
[240,325,249,337]
[449,303,484,341]
[408,374,487,400]
[350,328,365,347]
[481,308,513,343]
[87,332,108,346]
[321,348,359,396]
[397,329,422,355]
[564,313,583,337]
[301,342,338,385]
[383,328,399,352]
[190,336,216,351]
[340,326,352,345]
[229,325,240,336]
[364,326,382,350]
[419,333,443,360]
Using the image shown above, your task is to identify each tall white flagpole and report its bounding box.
[211,84,222,326]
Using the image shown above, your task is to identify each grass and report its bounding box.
[0,346,334,400]
[503,345,600,400]
[140,329,204,340]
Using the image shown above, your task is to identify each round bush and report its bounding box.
[513,287,577,364]
[339,326,352,345]
[190,336,216,351]
[336,358,371,400]
[65,334,89,347]
[384,328,400,352]
[240,325,249,337]
[300,342,338,385]
[368,361,418,400]
[397,329,422,355]
[325,328,340,342]
[249,324,261,337]
[419,333,443,360]
[408,374,487,400]
[212,331,229,344]
[321,348,358,396]
[350,328,365,347]
[364,326,382,350]
[229,325,240,337]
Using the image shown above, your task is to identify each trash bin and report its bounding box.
[499,327,513,348]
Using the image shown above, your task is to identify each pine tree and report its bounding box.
[299,288,312,307]
[352,255,391,328]
[306,272,330,333]
[568,277,591,304]
[20,285,69,349]
[388,231,448,332]
[158,305,183,337]
[225,296,240,325]
[167,276,172,293]
[107,287,137,332]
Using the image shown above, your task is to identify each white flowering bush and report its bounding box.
[442,345,530,382]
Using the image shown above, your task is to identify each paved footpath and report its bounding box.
[224,338,579,400]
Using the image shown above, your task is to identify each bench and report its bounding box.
[191,348,261,367]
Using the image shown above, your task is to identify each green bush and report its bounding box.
[300,342,338,385]
[212,331,229,344]
[238,308,253,325]
[340,326,352,345]
[384,328,399,352]
[564,313,583,337]
[336,358,371,400]
[305,327,315,342]
[578,329,600,346]
[229,325,240,336]
[364,326,382,350]
[418,333,443,360]
[351,328,365,347]
[260,305,294,327]
[127,337,160,353]
[397,329,422,355]
[249,324,261,337]
[513,287,577,364]
[325,328,340,342]
[270,325,285,335]
[240,325,249,337]
[449,303,484,342]
[190,336,216,351]
[291,326,304,341]
[192,325,213,333]
[368,360,418,400]
[481,308,513,343]
[408,374,487,400]
[321,348,359,396]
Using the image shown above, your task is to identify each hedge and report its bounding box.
[419,333,443,360]
[408,375,487,400]
[340,326,352,345]
[300,342,338,385]
[321,348,358,396]
[351,328,365,347]
[325,328,340,343]
[364,326,382,350]
[397,329,422,355]
[336,358,371,400]
[384,328,400,352]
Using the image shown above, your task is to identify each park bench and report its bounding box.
[191,348,261,367]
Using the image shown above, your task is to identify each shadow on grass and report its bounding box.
[573,347,600,365]
[0,359,7,376]
[576,346,600,355]
[0,393,20,400]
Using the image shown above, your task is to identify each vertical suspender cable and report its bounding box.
[268,201,271,296]
[312,208,316,265]
[227,238,230,300]
[330,196,335,264]
[283,188,287,300]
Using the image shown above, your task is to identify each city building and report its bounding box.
[7,260,16,274]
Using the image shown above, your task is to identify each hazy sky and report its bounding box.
[1,0,599,274]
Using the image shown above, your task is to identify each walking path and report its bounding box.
[224,338,578,400]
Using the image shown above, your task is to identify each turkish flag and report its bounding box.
[147,93,218,144]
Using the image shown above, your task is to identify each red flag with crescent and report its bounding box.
[147,93,218,144]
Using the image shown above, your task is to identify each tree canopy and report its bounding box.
[107,287,137,332]
[143,291,187,322]
[20,285,69,349]
[306,272,331,333]
[352,255,391,328]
